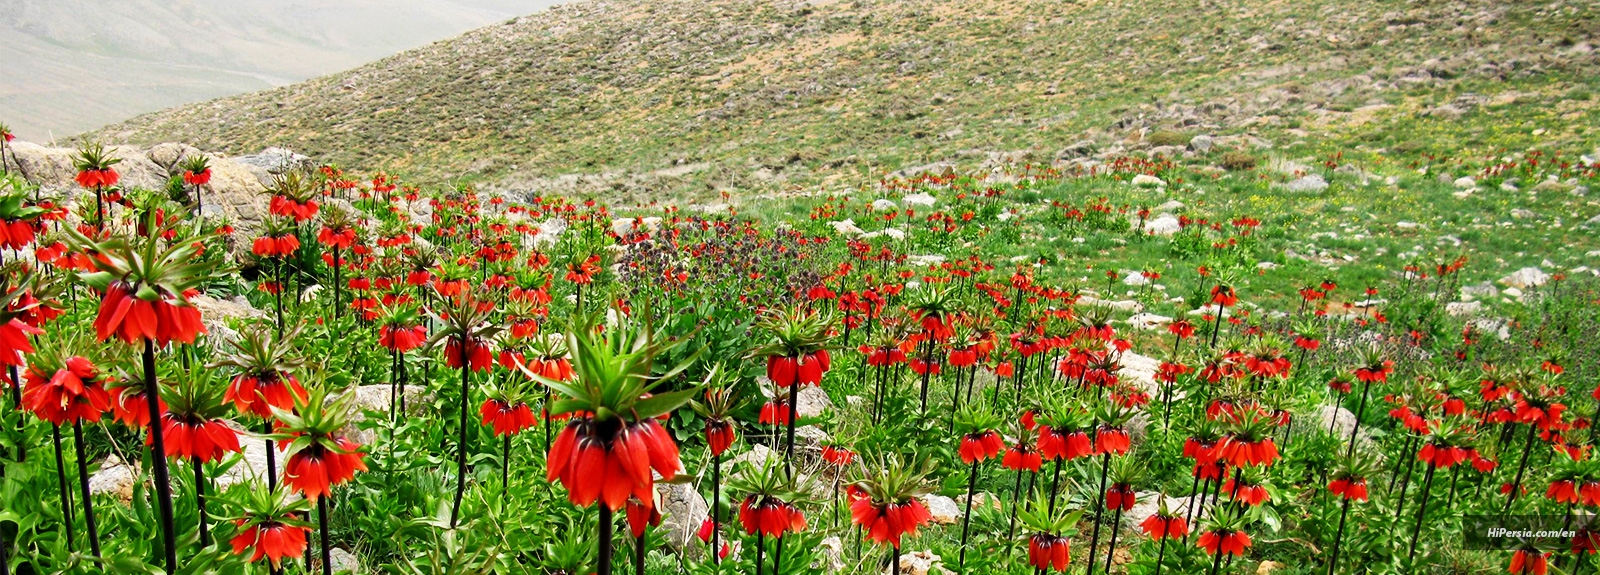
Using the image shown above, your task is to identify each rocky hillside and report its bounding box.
[86,0,1600,202]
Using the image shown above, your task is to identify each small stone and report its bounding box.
[1453,176,1477,189]
[1144,215,1181,236]
[1278,175,1329,193]
[1499,267,1549,289]
[1446,301,1482,317]
[902,192,937,207]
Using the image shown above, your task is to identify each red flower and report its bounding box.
[1215,436,1278,467]
[1002,443,1043,472]
[75,168,120,189]
[821,445,855,466]
[1027,534,1070,572]
[480,399,537,436]
[1417,443,1469,469]
[93,282,206,346]
[1327,478,1369,502]
[759,399,792,426]
[1037,426,1093,461]
[1105,484,1137,511]
[1168,320,1195,339]
[183,168,212,187]
[378,324,427,353]
[1222,478,1269,506]
[0,318,42,366]
[224,373,306,419]
[251,234,300,258]
[626,498,663,538]
[283,437,367,501]
[959,430,1004,464]
[444,337,494,372]
[1509,549,1549,575]
[850,498,931,549]
[268,196,318,222]
[547,417,680,511]
[1140,514,1189,540]
[1197,529,1251,557]
[1094,426,1131,456]
[157,413,241,463]
[705,420,737,457]
[1547,480,1580,505]
[110,387,164,428]
[21,356,110,424]
[316,227,357,250]
[229,519,308,568]
[739,496,807,538]
[767,351,830,387]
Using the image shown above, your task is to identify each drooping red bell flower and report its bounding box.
[626,497,664,538]
[1027,534,1071,572]
[759,399,792,426]
[480,398,538,437]
[283,437,368,501]
[1038,425,1093,461]
[268,196,319,222]
[739,496,807,538]
[547,417,680,510]
[1328,478,1369,502]
[1094,425,1131,456]
[316,227,357,250]
[767,350,830,387]
[1002,443,1043,472]
[93,282,206,346]
[1140,513,1189,540]
[705,419,737,457]
[0,317,43,366]
[850,498,931,549]
[1209,285,1238,307]
[21,356,111,425]
[224,373,306,419]
[183,167,212,187]
[444,336,494,372]
[1418,443,1470,469]
[1197,529,1251,557]
[1222,477,1269,506]
[1547,480,1580,505]
[1215,435,1278,467]
[158,413,242,463]
[1509,548,1549,575]
[959,430,1004,464]
[230,518,307,568]
[378,324,427,353]
[110,387,165,428]
[251,234,300,258]
[1105,484,1137,511]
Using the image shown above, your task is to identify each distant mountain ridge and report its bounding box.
[0,0,561,140]
[81,0,1600,202]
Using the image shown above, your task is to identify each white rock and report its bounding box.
[921,495,962,525]
[1256,261,1280,270]
[902,192,937,207]
[1132,174,1166,188]
[828,219,866,237]
[1453,176,1477,189]
[1511,209,1536,219]
[1144,215,1182,236]
[796,386,833,419]
[1278,175,1329,193]
[1122,272,1151,286]
[611,217,637,236]
[1125,313,1173,331]
[1446,301,1483,317]
[907,254,946,267]
[892,551,951,575]
[1499,267,1549,289]
[1502,287,1524,298]
[870,199,898,211]
[1154,200,1185,212]
[88,455,139,502]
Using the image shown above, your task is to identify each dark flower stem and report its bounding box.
[331,247,341,319]
[711,453,722,564]
[318,497,331,575]
[1153,536,1168,575]
[784,376,800,479]
[958,460,979,570]
[193,456,208,547]
[634,528,646,575]
[1046,459,1064,514]
[598,505,614,575]
[1006,469,1026,544]
[1102,505,1125,575]
[144,339,178,573]
[754,531,764,575]
[263,420,278,491]
[450,336,470,528]
[51,424,75,553]
[1408,465,1436,559]
[1327,498,1351,575]
[501,435,512,503]
[1083,454,1111,575]
[1503,424,1539,513]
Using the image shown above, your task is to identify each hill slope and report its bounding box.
[89,0,1600,201]
[0,0,559,140]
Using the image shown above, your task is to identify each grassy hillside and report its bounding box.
[86,0,1600,202]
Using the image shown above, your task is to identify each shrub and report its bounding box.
[1146,130,1188,147]
[1221,152,1257,171]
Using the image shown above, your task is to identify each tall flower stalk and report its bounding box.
[67,214,224,573]
[426,287,500,528]
[523,307,706,575]
[691,370,741,565]
[953,400,1002,571]
[749,305,833,479]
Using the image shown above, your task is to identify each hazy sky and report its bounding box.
[0,0,566,142]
